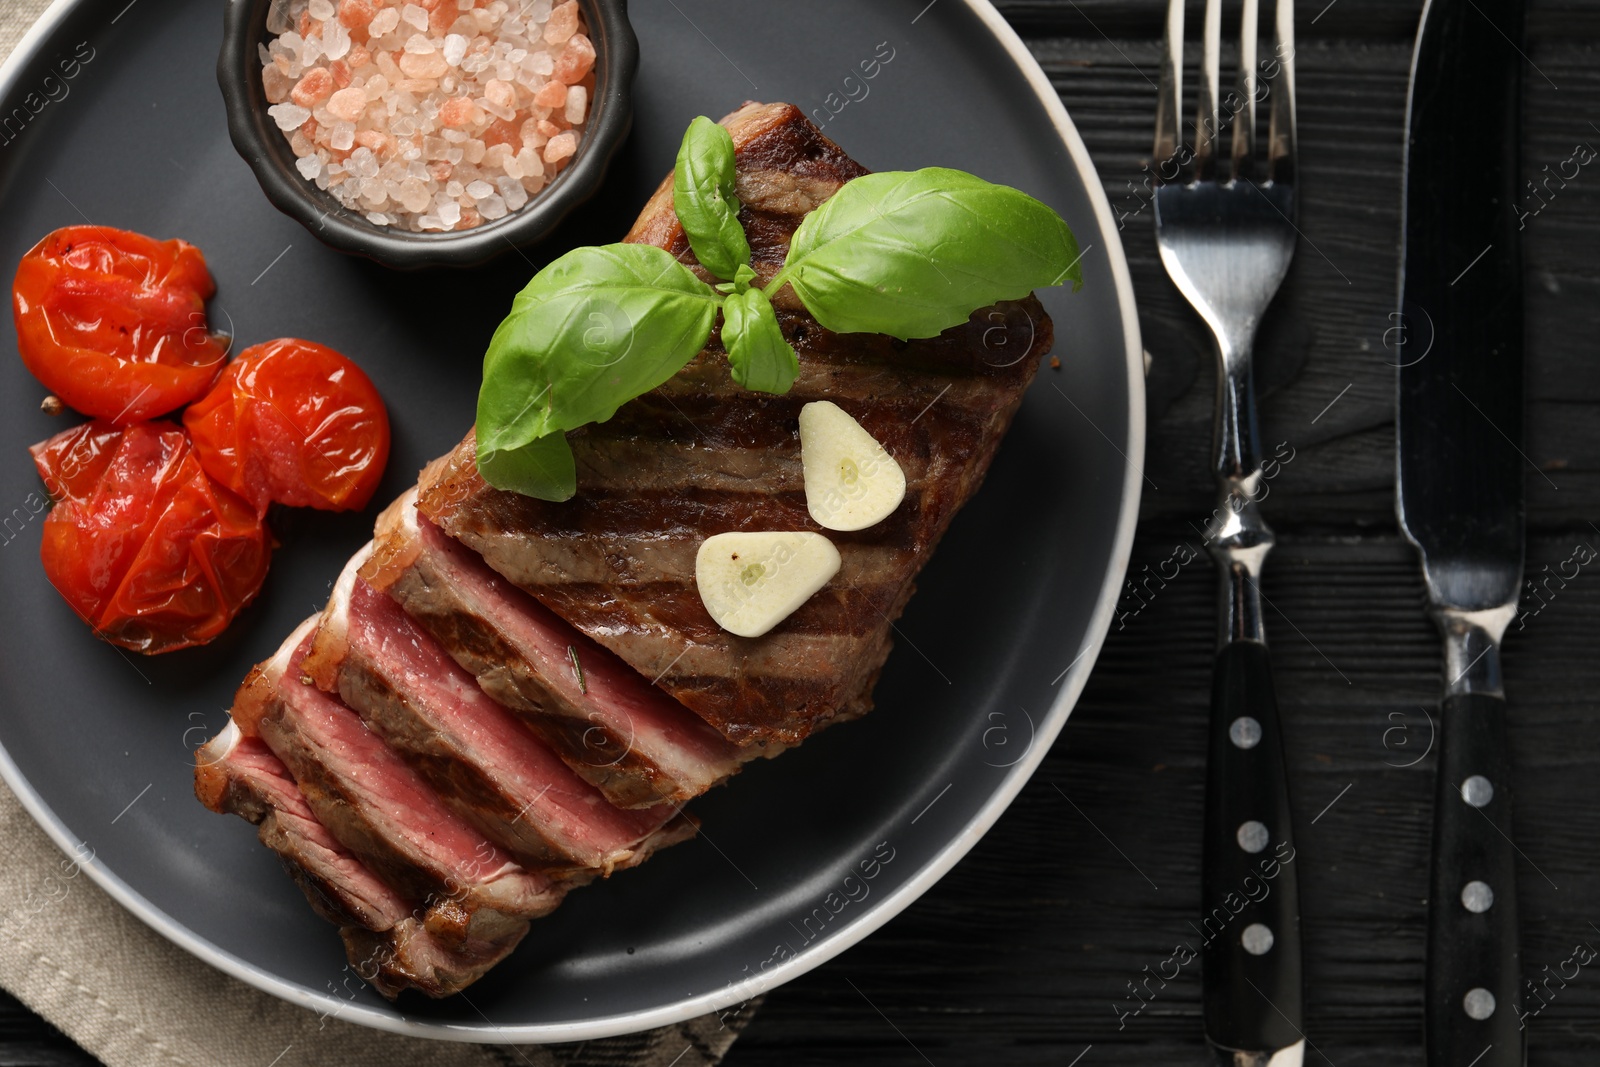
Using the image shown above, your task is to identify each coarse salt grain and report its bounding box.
[269,102,311,130]
[264,0,594,233]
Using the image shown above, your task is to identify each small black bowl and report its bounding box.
[217,0,638,270]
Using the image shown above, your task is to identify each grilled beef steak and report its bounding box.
[195,722,527,998]
[195,100,1055,998]
[417,101,1051,746]
[230,619,567,933]
[363,491,748,808]
[306,544,699,872]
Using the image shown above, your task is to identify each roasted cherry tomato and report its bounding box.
[184,338,390,514]
[30,420,270,655]
[13,226,229,423]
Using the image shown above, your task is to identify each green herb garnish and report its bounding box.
[672,116,751,282]
[567,644,586,693]
[477,116,1082,502]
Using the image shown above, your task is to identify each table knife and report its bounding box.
[1397,0,1527,1064]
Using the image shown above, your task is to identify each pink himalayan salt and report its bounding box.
[262,63,293,103]
[543,131,576,163]
[339,0,375,30]
[398,50,448,79]
[518,117,547,148]
[326,86,367,122]
[552,34,594,85]
[483,79,516,111]
[564,84,586,125]
[532,80,566,108]
[265,0,591,232]
[545,2,578,45]
[291,66,334,106]
[439,96,482,127]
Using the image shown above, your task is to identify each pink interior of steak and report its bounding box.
[197,724,411,930]
[250,627,561,920]
[362,490,744,807]
[338,567,686,861]
[412,514,744,770]
[196,722,529,998]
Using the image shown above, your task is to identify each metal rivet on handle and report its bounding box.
[1236,820,1270,853]
[1461,881,1494,913]
[1463,988,1496,1020]
[1229,716,1262,749]
[1460,776,1494,807]
[1241,923,1274,956]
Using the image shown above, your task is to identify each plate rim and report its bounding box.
[0,0,1146,1042]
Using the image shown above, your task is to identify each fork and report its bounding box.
[1152,1,1305,1064]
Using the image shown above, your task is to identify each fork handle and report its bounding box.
[1426,690,1525,1067]
[1202,639,1304,1056]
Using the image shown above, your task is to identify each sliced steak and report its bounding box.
[363,490,748,808]
[417,101,1050,746]
[195,722,525,998]
[230,619,565,940]
[304,543,698,872]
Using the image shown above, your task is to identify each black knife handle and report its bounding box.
[1426,692,1524,1067]
[1202,639,1304,1054]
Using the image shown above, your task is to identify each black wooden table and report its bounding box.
[6,1,1599,1064]
[730,1,1600,1063]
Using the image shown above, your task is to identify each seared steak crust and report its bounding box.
[418,102,1051,746]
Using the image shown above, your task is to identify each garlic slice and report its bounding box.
[799,401,906,532]
[695,531,841,638]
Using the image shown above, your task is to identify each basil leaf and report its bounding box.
[773,168,1082,341]
[672,116,750,281]
[477,243,720,498]
[478,431,577,502]
[722,287,798,395]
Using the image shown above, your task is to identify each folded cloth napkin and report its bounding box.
[0,773,758,1066]
[0,5,758,1065]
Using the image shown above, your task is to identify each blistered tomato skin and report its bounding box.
[12,226,229,423]
[29,421,270,655]
[184,338,390,514]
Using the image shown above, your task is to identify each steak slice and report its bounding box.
[363,490,748,807]
[304,542,699,873]
[194,723,525,998]
[417,101,1051,746]
[230,619,565,940]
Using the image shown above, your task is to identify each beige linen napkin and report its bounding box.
[0,5,757,1065]
[0,784,758,1067]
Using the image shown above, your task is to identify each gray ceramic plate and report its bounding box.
[0,0,1142,1042]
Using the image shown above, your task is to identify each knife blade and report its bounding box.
[1396,0,1526,1064]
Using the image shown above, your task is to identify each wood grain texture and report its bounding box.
[729,1,1600,1063]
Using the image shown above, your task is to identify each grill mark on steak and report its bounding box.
[304,544,698,873]
[417,104,1049,747]
[363,491,750,808]
[194,723,526,998]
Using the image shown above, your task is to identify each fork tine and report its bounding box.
[1232,0,1260,180]
[1194,0,1222,181]
[1152,0,1185,170]
[1266,0,1297,185]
